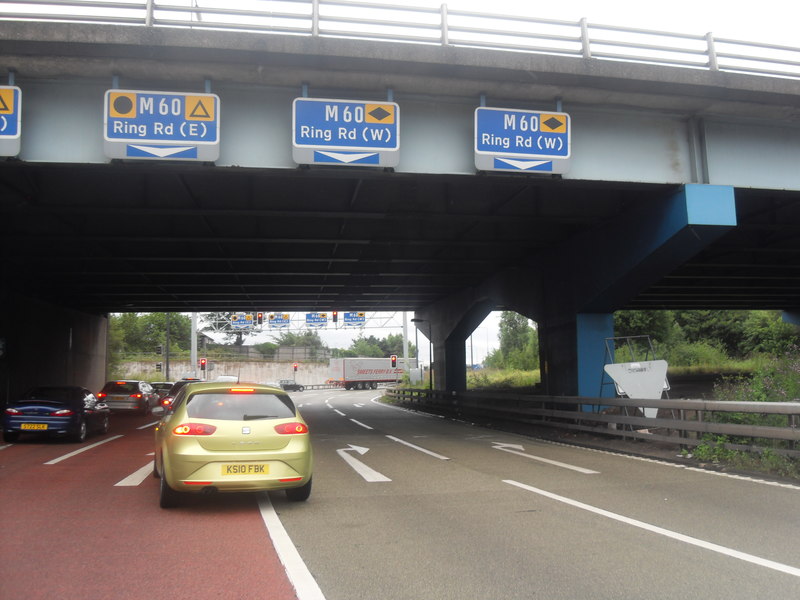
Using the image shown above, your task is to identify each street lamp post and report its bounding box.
[411,318,433,391]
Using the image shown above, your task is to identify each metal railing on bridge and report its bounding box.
[385,387,800,458]
[2,1,799,80]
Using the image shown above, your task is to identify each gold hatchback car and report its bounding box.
[153,382,312,508]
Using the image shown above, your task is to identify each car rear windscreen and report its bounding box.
[186,392,296,421]
[102,382,139,393]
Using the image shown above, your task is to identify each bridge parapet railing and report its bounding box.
[1,1,799,80]
[385,387,800,458]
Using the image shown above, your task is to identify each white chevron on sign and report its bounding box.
[497,158,550,170]
[128,145,195,158]
[318,151,377,163]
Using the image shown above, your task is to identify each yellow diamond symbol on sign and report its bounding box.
[0,88,15,114]
[365,104,395,124]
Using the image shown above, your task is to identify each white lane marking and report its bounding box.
[0,444,11,450]
[386,435,450,460]
[504,480,800,578]
[258,493,327,600]
[493,442,599,474]
[333,409,346,416]
[354,403,365,408]
[138,420,159,430]
[369,397,443,418]
[44,435,124,465]
[115,462,153,486]
[349,419,373,430]
[337,445,391,482]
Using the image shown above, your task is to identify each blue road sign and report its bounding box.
[104,89,220,161]
[305,312,328,328]
[292,98,399,167]
[344,311,366,325]
[0,86,21,156]
[269,313,291,329]
[474,107,570,173]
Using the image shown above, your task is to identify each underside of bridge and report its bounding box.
[2,161,798,315]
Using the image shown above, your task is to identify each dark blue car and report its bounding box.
[2,386,111,443]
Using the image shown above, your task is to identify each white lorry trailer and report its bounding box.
[328,357,411,390]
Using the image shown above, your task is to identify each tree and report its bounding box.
[486,311,539,370]
[110,312,192,353]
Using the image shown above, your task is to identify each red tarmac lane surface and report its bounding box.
[0,414,299,600]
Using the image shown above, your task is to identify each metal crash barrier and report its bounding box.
[385,388,800,458]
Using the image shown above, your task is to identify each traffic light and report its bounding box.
[155,344,163,355]
[155,362,162,372]
[332,311,338,323]
[257,312,263,325]
[200,358,207,371]
[293,362,298,372]
[390,354,397,368]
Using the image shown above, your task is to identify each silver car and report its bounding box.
[98,380,159,415]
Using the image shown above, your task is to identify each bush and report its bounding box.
[666,340,729,367]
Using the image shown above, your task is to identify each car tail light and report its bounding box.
[172,423,217,436]
[161,396,173,407]
[97,393,107,399]
[52,409,75,416]
[129,393,143,399]
[274,422,309,435]
[230,388,255,393]
[5,408,22,415]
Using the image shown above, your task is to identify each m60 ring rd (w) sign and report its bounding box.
[0,86,22,157]
[293,97,400,167]
[474,107,571,174]
[104,90,220,161]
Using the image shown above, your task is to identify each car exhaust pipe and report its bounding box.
[201,486,218,495]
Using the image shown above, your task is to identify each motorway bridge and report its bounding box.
[0,1,799,401]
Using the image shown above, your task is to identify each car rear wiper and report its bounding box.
[242,414,278,420]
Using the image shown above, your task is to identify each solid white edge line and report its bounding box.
[115,462,153,486]
[385,435,450,460]
[258,493,327,600]
[44,435,124,465]
[504,480,800,578]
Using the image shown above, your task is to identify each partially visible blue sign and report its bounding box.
[293,98,399,167]
[0,86,21,156]
[104,89,220,161]
[474,107,570,173]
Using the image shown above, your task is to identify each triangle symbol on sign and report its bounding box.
[0,94,9,112]
[189,99,211,119]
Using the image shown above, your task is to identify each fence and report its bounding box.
[386,388,800,458]
[2,1,799,79]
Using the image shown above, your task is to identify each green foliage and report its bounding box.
[272,330,325,349]
[486,312,539,370]
[665,340,729,367]
[466,368,540,389]
[614,310,675,345]
[110,313,192,354]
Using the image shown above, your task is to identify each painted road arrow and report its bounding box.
[492,442,599,474]
[337,444,391,482]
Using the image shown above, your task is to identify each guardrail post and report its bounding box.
[580,18,591,59]
[440,4,449,46]
[145,0,154,26]
[312,0,320,37]
[706,32,719,71]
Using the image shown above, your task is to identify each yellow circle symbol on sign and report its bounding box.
[108,92,137,118]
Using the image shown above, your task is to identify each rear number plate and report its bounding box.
[21,423,48,430]
[221,464,269,475]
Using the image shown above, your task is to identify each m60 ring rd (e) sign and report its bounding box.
[0,86,22,157]
[292,97,400,167]
[474,107,571,174]
[104,90,220,161]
